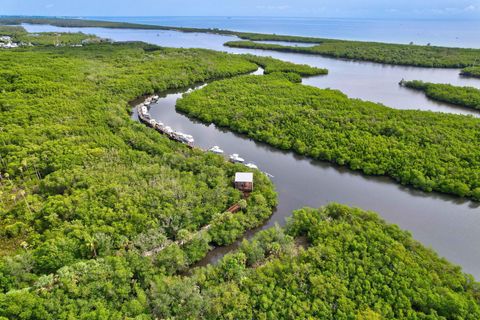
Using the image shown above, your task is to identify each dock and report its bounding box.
[136,97,194,148]
[135,94,275,173]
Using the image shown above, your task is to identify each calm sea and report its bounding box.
[86,16,480,48]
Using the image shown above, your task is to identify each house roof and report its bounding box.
[235,172,253,183]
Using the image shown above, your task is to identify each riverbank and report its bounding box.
[144,67,480,280]
[128,62,326,260]
[400,80,480,110]
[177,73,480,201]
[3,17,480,68]
[462,66,480,79]
[145,204,480,319]
[225,39,480,68]
[18,21,480,118]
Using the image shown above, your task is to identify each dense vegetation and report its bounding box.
[108,204,479,319]
[0,16,236,34]
[2,202,479,319]
[3,17,480,68]
[0,26,26,38]
[461,66,480,78]
[0,28,479,319]
[1,26,479,318]
[0,25,102,46]
[0,36,280,300]
[236,32,322,43]
[225,40,480,68]
[178,73,480,200]
[402,80,480,110]
[242,54,328,76]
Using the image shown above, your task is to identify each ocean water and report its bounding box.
[87,16,480,48]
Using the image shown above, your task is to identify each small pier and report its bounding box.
[134,94,274,178]
[136,96,195,148]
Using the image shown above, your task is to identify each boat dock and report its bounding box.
[135,94,274,177]
[136,96,195,148]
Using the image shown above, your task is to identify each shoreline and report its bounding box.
[128,67,279,268]
[0,17,477,49]
[3,17,480,69]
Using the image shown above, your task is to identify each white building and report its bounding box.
[0,36,19,49]
[234,172,254,192]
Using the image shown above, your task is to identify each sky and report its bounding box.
[2,0,480,18]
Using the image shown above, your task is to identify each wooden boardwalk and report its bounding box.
[142,199,246,257]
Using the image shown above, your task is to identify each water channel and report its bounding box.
[24,23,480,278]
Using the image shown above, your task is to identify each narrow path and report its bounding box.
[142,202,243,257]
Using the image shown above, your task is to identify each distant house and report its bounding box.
[234,172,254,192]
[0,36,19,49]
[0,36,12,42]
[0,42,18,49]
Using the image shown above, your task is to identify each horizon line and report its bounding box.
[1,15,477,21]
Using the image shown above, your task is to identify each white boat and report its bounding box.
[263,172,274,178]
[208,146,224,154]
[182,135,195,144]
[229,153,245,163]
[178,133,194,144]
[163,126,173,134]
[245,163,258,170]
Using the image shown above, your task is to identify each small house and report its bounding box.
[234,172,254,192]
[0,36,12,42]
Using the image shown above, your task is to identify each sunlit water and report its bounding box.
[24,23,480,278]
[88,16,480,48]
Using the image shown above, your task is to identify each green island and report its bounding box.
[461,66,480,78]
[177,73,480,200]
[1,26,480,319]
[3,17,480,68]
[401,80,480,110]
[225,40,480,68]
[241,54,328,77]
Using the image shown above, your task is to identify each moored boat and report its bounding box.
[229,153,245,163]
[245,162,258,169]
[208,145,224,154]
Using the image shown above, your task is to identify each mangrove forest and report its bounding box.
[177,73,480,200]
[1,23,480,320]
[401,80,480,110]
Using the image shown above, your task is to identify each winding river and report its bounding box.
[24,24,480,278]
